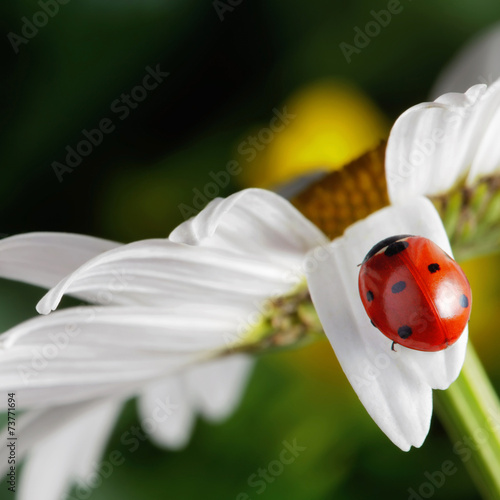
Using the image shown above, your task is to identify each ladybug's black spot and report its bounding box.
[362,234,414,263]
[428,263,440,273]
[398,325,413,339]
[366,291,374,302]
[385,240,409,257]
[460,294,469,308]
[391,281,406,294]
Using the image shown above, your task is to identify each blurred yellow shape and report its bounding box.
[461,255,500,373]
[239,79,389,189]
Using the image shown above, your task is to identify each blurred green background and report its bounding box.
[2,0,500,498]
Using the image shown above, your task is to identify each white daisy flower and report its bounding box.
[0,188,465,462]
[7,75,500,496]
[387,78,500,203]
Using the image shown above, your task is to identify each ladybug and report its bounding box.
[358,235,471,352]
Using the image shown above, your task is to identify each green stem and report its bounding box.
[434,342,500,500]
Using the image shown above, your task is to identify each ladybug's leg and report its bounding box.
[391,342,397,352]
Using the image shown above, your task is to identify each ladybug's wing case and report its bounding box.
[359,249,447,351]
[408,238,471,345]
[358,237,471,352]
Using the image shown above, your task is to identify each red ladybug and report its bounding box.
[358,235,471,352]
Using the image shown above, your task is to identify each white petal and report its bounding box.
[172,193,272,427]
[386,85,488,203]
[169,188,328,263]
[36,240,302,315]
[467,80,500,182]
[431,22,500,97]
[139,377,196,450]
[306,198,466,450]
[0,232,119,289]
[72,400,123,482]
[0,400,110,477]
[138,355,252,449]
[186,354,253,421]
[0,304,241,409]
[18,399,121,500]
[387,80,500,203]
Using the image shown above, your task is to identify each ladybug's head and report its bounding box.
[362,234,415,264]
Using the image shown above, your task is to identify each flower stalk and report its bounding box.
[434,343,500,500]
